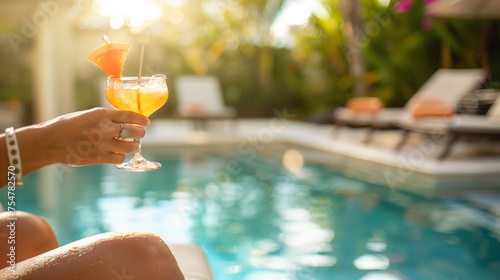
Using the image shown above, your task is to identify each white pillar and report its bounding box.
[31,2,76,215]
[33,4,75,123]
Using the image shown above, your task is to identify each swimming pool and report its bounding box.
[3,144,500,280]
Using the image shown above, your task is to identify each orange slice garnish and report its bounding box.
[86,43,131,77]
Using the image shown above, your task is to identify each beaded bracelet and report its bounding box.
[5,127,23,187]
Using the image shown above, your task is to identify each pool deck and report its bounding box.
[144,118,500,195]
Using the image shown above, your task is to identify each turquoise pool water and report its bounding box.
[2,145,500,280]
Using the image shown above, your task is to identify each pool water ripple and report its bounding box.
[2,146,500,280]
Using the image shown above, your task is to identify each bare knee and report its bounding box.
[0,211,58,269]
[5,232,184,280]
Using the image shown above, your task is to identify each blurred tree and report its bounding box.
[288,0,486,111]
[341,0,368,96]
[154,0,296,117]
[1,0,491,120]
[286,0,351,114]
[359,0,442,107]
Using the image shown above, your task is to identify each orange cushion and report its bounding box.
[184,103,206,114]
[347,97,384,114]
[407,94,427,112]
[409,97,454,118]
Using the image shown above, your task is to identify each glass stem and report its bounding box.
[134,138,143,159]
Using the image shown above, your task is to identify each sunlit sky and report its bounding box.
[96,0,162,29]
[94,0,392,41]
[271,0,326,46]
[95,0,326,46]
[270,0,389,46]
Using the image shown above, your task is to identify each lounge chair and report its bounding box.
[333,98,398,140]
[396,93,500,159]
[333,69,487,142]
[175,75,237,130]
[170,244,213,280]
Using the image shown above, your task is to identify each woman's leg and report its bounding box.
[0,232,184,280]
[0,211,59,269]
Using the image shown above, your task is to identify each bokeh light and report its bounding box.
[109,14,124,29]
[353,254,390,270]
[168,9,184,25]
[282,149,304,173]
[96,0,162,28]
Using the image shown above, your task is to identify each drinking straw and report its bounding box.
[138,44,145,82]
[102,35,110,44]
[137,31,150,84]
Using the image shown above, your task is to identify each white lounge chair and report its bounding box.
[396,90,500,159]
[334,68,487,142]
[175,75,237,130]
[170,244,213,280]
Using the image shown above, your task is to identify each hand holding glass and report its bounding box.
[106,74,168,171]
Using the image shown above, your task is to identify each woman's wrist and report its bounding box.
[16,124,59,176]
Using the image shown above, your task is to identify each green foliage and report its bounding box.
[290,0,351,113]
[0,45,32,103]
[0,0,491,119]
[287,0,487,111]
[359,0,442,106]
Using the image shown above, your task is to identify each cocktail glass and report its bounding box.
[106,74,168,171]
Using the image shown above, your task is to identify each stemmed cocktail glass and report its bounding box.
[105,74,168,171]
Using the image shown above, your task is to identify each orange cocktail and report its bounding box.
[106,75,169,117]
[87,40,169,171]
[105,74,168,171]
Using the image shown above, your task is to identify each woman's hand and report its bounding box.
[17,108,150,172]
[1,107,149,187]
